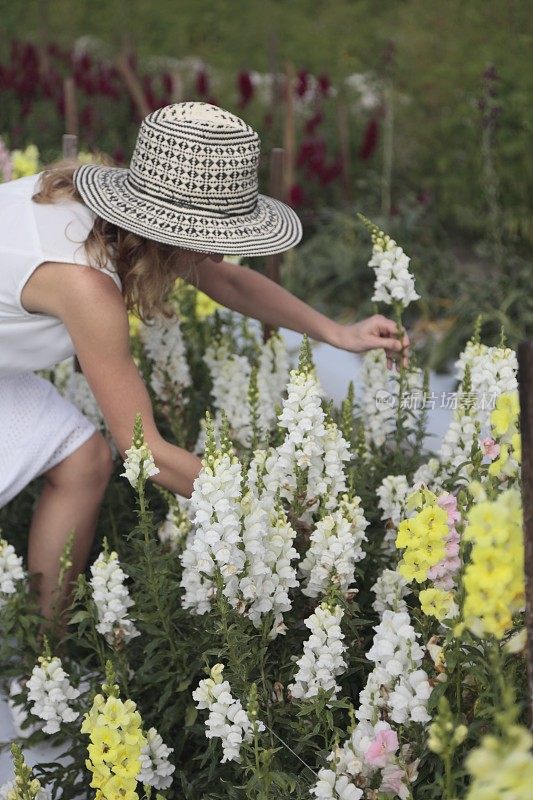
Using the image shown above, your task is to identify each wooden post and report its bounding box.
[518,340,533,730]
[62,133,78,160]
[282,61,295,203]
[115,50,151,118]
[63,77,78,137]
[263,148,285,343]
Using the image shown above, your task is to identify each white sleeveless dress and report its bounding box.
[0,173,123,508]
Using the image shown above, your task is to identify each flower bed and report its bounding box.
[0,222,529,799]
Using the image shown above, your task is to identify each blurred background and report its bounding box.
[1,0,532,370]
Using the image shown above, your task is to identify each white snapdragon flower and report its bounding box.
[359,350,396,448]
[138,726,175,789]
[120,441,159,489]
[307,421,351,512]
[26,656,79,735]
[236,492,299,633]
[365,611,425,680]
[310,769,363,800]
[257,332,290,425]
[376,475,410,526]
[289,604,347,702]
[388,670,432,725]
[356,611,432,727]
[300,496,369,598]
[193,664,264,764]
[274,365,327,491]
[140,315,191,403]
[158,494,192,552]
[65,366,104,430]
[438,411,478,484]
[410,458,443,493]
[180,445,244,614]
[0,537,25,607]
[204,337,253,447]
[455,341,517,427]
[367,234,420,309]
[371,569,410,617]
[89,550,140,646]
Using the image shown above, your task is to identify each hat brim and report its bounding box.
[73,164,302,257]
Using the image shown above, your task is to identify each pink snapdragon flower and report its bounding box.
[427,495,462,591]
[436,492,460,525]
[380,764,408,798]
[364,727,399,768]
[481,437,500,459]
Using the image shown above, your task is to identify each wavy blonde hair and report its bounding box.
[32,158,201,322]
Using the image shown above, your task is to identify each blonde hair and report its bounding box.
[32,159,200,322]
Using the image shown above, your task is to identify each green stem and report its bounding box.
[443,752,455,799]
[137,478,180,662]
[260,622,275,749]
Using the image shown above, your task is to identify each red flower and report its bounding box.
[196,69,209,96]
[305,110,323,135]
[112,148,126,164]
[296,69,309,98]
[142,75,158,111]
[358,117,379,160]
[289,184,305,207]
[162,71,172,95]
[237,71,254,108]
[317,156,343,186]
[317,74,331,96]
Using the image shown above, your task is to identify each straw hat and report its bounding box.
[73,101,303,256]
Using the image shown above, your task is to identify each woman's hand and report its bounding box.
[330,314,410,369]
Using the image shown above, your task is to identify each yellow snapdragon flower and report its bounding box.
[11,144,40,178]
[195,289,221,319]
[490,392,519,437]
[82,687,146,800]
[396,502,449,583]
[488,391,521,480]
[419,588,457,621]
[465,723,533,800]
[462,488,524,639]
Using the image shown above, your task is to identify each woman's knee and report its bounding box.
[44,431,114,490]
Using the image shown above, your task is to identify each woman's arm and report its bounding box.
[50,264,202,497]
[193,258,410,368]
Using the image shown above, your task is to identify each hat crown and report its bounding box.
[127,102,261,216]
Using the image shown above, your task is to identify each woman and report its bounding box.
[0,101,409,617]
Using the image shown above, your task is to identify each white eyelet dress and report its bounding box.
[0,172,122,508]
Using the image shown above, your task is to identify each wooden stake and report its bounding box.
[518,340,533,730]
[283,61,296,203]
[263,148,285,343]
[62,133,78,160]
[115,50,151,118]
[63,77,78,138]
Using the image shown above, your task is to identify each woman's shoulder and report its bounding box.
[30,189,122,291]
[21,259,124,317]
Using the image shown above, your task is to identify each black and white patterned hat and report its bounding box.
[73,101,303,256]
